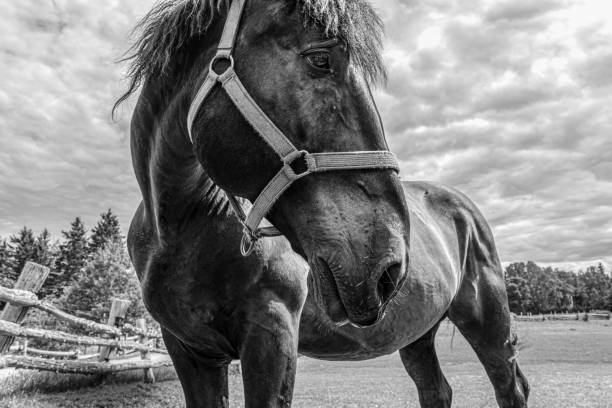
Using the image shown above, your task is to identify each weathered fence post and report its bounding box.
[0,262,50,353]
[137,318,155,383]
[98,299,130,362]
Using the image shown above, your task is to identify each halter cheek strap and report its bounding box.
[187,0,400,256]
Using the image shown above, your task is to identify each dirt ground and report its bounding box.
[1,320,611,408]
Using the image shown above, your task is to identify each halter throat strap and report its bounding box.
[186,0,400,256]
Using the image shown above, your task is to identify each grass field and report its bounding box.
[1,320,611,408]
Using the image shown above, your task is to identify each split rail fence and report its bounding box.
[0,262,173,383]
[513,311,611,322]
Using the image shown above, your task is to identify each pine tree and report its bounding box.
[6,227,55,292]
[34,229,55,268]
[0,238,15,288]
[88,209,122,255]
[10,227,37,276]
[62,240,145,323]
[597,262,606,275]
[46,218,88,298]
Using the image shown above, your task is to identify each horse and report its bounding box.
[119,1,529,407]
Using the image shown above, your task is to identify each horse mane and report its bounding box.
[114,0,386,110]
[118,0,385,219]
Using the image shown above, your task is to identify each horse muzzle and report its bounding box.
[310,232,407,328]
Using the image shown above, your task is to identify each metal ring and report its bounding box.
[240,230,257,257]
[209,53,235,76]
[283,150,312,179]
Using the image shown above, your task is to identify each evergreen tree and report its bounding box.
[10,227,37,275]
[6,227,55,291]
[45,218,88,298]
[0,238,16,288]
[88,209,122,255]
[34,229,55,269]
[62,240,145,323]
[597,262,606,275]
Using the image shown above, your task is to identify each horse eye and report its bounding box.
[304,51,331,71]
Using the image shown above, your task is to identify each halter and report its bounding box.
[187,0,400,256]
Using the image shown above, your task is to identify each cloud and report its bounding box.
[0,0,149,237]
[483,0,565,23]
[372,0,612,266]
[0,0,610,269]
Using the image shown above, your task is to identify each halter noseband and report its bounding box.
[187,0,399,256]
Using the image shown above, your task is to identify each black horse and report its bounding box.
[120,1,529,407]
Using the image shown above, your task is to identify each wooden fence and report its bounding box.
[513,311,611,322]
[0,262,173,383]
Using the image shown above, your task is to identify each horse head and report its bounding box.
[152,0,410,327]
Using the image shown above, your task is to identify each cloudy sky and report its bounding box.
[1,0,610,270]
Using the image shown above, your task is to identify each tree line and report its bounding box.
[0,209,146,324]
[504,261,611,314]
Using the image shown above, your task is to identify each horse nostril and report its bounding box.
[376,262,403,305]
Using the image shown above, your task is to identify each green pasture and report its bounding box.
[1,320,611,408]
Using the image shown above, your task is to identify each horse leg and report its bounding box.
[399,322,452,408]
[162,329,229,408]
[239,298,300,408]
[448,261,529,408]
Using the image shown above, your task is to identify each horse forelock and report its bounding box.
[115,0,385,109]
[301,0,386,85]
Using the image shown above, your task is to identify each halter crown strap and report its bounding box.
[187,0,400,256]
[218,0,245,51]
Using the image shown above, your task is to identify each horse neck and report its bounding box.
[130,34,229,238]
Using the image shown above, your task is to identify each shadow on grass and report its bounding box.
[0,366,178,397]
